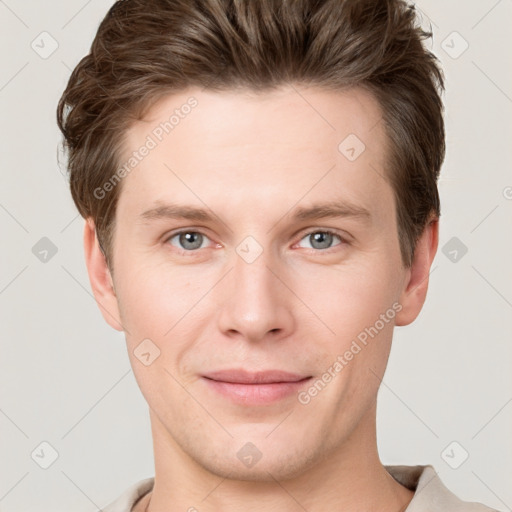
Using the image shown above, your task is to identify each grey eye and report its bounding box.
[299,231,342,250]
[169,231,207,250]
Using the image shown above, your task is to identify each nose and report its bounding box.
[216,244,295,343]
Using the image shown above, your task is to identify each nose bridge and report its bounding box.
[233,241,275,300]
[216,237,293,340]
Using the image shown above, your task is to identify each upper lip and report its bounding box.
[202,369,311,384]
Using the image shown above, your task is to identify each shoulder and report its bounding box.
[101,468,501,512]
[102,477,154,512]
[385,464,500,512]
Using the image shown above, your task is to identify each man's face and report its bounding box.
[100,85,414,479]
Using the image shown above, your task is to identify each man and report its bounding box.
[56,0,498,510]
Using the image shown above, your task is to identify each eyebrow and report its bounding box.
[140,203,213,222]
[292,201,371,222]
[138,200,371,224]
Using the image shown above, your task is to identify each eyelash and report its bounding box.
[164,228,348,255]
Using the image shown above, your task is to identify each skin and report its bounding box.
[84,85,438,512]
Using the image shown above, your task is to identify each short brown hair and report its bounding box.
[57,0,445,269]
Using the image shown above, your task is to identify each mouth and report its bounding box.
[201,369,312,405]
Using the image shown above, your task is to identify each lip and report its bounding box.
[202,369,309,384]
[201,369,312,405]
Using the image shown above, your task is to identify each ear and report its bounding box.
[395,217,439,326]
[83,218,124,331]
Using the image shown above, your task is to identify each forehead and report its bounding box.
[117,85,393,226]
[128,84,385,155]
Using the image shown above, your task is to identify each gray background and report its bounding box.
[0,0,511,510]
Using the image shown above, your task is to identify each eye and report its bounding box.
[166,231,211,251]
[297,230,344,250]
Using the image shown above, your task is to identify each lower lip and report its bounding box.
[202,377,312,405]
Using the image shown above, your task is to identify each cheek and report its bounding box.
[116,266,200,408]
[293,263,399,346]
[297,268,398,413]
[115,260,215,380]
[115,258,199,337]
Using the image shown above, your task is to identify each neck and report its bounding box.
[139,403,414,512]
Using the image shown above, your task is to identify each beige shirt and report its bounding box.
[102,465,499,511]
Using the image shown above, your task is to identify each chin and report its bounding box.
[186,433,323,483]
